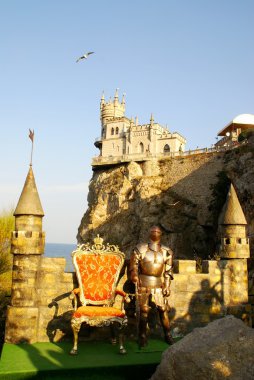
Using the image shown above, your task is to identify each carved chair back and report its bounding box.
[72,235,125,306]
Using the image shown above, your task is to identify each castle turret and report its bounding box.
[5,165,45,343]
[218,183,249,259]
[217,183,250,318]
[100,89,125,126]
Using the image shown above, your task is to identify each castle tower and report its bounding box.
[218,183,250,316]
[5,165,45,343]
[100,89,125,127]
[218,183,249,259]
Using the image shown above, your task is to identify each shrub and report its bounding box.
[238,128,254,142]
[0,209,14,275]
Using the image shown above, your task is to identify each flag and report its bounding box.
[29,129,34,142]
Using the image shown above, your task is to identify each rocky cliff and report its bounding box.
[77,145,254,260]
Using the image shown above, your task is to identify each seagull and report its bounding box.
[168,201,180,207]
[76,52,94,63]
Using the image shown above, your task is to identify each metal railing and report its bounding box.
[92,141,244,166]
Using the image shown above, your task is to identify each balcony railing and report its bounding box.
[92,142,243,166]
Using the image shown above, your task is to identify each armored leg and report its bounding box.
[139,293,150,348]
[119,332,127,354]
[158,307,174,345]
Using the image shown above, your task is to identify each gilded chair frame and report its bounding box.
[70,235,128,355]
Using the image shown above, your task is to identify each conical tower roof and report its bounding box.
[219,183,247,225]
[14,165,44,216]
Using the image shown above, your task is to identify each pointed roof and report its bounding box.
[114,88,119,100]
[219,183,247,225]
[14,166,44,216]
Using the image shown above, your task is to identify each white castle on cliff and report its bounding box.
[94,90,186,160]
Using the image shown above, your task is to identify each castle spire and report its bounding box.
[219,183,247,225]
[14,166,44,216]
[114,88,119,101]
[100,91,105,104]
[150,113,154,126]
[121,93,126,105]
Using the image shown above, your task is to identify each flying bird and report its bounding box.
[76,52,94,63]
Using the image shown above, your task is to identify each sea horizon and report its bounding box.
[44,242,77,272]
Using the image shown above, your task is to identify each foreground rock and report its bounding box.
[150,316,254,380]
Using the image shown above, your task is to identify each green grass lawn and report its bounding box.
[0,339,169,380]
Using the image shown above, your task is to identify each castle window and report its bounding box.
[237,238,242,244]
[111,128,114,135]
[139,142,144,153]
[116,127,119,135]
[164,144,170,153]
[225,238,230,245]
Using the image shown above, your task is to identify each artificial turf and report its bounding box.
[0,339,169,380]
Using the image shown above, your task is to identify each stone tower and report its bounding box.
[218,183,249,259]
[100,89,126,127]
[218,183,250,315]
[5,165,45,343]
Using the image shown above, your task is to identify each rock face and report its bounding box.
[150,315,254,380]
[78,146,254,260]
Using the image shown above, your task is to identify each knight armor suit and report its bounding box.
[130,226,174,347]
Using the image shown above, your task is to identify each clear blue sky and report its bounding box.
[1,1,253,243]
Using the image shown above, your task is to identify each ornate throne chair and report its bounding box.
[70,235,129,355]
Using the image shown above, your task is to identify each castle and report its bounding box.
[94,90,186,162]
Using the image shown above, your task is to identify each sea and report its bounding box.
[44,243,77,272]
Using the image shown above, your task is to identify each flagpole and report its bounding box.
[29,129,34,166]
[30,140,34,166]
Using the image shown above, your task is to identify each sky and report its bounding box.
[0,0,253,243]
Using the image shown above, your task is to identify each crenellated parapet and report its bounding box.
[11,230,45,255]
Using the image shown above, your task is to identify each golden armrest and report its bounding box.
[69,288,80,310]
[115,289,131,304]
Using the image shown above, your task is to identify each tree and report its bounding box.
[0,209,14,275]
[238,128,254,143]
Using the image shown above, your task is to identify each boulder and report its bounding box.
[150,316,254,380]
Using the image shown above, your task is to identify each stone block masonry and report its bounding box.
[6,256,251,342]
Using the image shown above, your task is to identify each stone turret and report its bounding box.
[100,89,125,127]
[218,183,249,259]
[5,165,45,343]
[217,183,250,318]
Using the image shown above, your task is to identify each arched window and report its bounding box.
[164,144,170,153]
[111,128,114,135]
[139,142,144,153]
[116,127,119,135]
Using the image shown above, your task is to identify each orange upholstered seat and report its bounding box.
[73,306,125,319]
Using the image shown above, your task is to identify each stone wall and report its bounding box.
[5,256,76,344]
[169,259,250,334]
[6,253,251,343]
